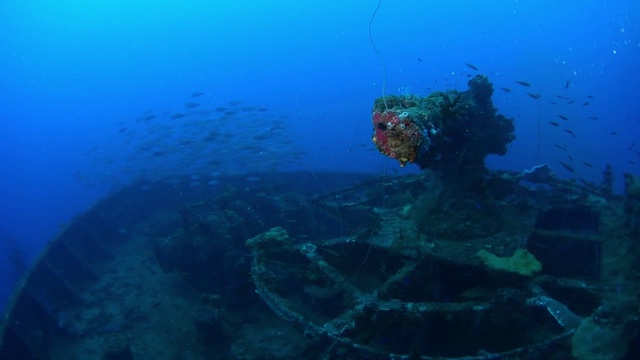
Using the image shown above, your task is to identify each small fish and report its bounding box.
[568,155,574,161]
[555,144,567,150]
[214,107,228,112]
[144,114,156,121]
[610,132,618,135]
[191,92,204,98]
[526,92,541,99]
[465,63,479,70]
[628,160,636,165]
[564,80,570,89]
[582,101,590,107]
[587,95,594,99]
[558,115,569,121]
[417,58,423,62]
[500,87,512,93]
[580,179,595,188]
[228,100,242,106]
[184,101,200,108]
[118,127,128,133]
[634,150,640,157]
[588,116,598,120]
[583,162,593,168]
[555,95,569,100]
[626,142,635,150]
[253,133,273,141]
[560,162,576,173]
[269,125,286,132]
[563,129,576,138]
[548,121,560,127]
[515,80,531,87]
[567,100,575,104]
[152,151,166,157]
[171,113,186,119]
[550,101,558,105]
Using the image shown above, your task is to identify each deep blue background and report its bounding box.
[1,0,638,310]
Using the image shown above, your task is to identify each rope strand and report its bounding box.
[369,0,388,110]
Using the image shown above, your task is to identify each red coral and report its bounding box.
[371,110,423,167]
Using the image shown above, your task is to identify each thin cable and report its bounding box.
[311,171,344,238]
[369,0,388,110]
[356,0,388,274]
[535,93,542,164]
[355,159,388,275]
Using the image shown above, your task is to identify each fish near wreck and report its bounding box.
[560,162,576,173]
[563,129,577,138]
[465,62,479,70]
[371,75,515,178]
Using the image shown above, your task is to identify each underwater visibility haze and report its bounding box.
[1,0,639,359]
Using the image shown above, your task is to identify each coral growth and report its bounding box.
[371,75,515,180]
[371,110,424,167]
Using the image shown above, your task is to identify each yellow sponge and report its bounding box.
[477,248,542,276]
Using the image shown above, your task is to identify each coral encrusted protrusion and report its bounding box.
[370,75,515,178]
[372,110,424,167]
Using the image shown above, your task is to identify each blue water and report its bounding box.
[0,0,638,311]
